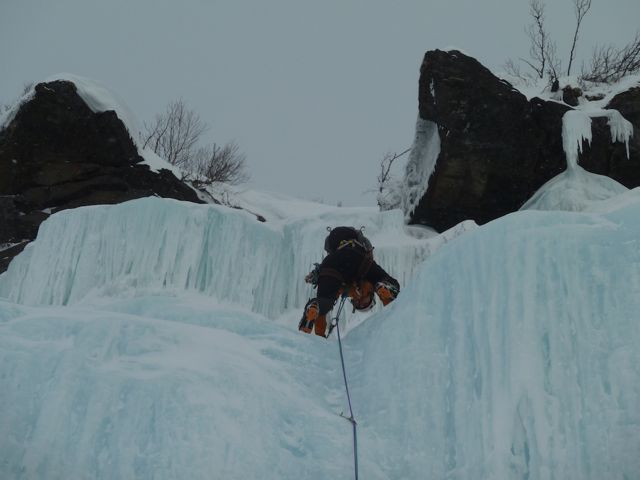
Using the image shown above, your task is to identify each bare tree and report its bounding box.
[377,148,411,195]
[508,0,639,85]
[566,0,592,76]
[523,0,548,79]
[143,99,249,185]
[505,0,560,83]
[545,41,562,81]
[191,141,249,186]
[582,31,640,83]
[142,99,207,167]
[503,58,526,80]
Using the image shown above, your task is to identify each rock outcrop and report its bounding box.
[404,50,639,231]
[0,80,202,272]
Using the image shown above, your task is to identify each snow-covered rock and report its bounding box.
[395,49,639,230]
[0,76,202,273]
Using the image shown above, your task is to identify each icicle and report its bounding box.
[401,117,441,220]
[604,110,634,159]
[561,110,592,170]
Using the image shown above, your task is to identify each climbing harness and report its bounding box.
[329,294,359,480]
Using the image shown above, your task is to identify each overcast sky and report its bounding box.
[1,0,638,205]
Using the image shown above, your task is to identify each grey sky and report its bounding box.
[1,0,638,205]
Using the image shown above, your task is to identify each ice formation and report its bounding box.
[1,191,639,479]
[523,107,634,212]
[386,116,441,220]
[1,70,639,480]
[0,198,467,322]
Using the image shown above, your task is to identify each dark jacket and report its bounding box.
[315,228,397,315]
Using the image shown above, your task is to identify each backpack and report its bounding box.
[323,226,373,255]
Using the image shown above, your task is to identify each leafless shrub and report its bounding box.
[377,148,411,195]
[142,99,207,167]
[143,99,249,185]
[190,141,249,186]
[503,59,538,85]
[582,31,640,83]
[375,148,411,209]
[506,0,592,83]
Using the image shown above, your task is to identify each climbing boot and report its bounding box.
[349,281,376,312]
[375,280,399,306]
[314,313,328,337]
[299,299,319,334]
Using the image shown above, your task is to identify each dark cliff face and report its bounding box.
[589,87,640,187]
[0,80,203,272]
[409,50,639,231]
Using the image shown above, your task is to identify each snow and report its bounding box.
[580,74,640,109]
[442,46,473,57]
[201,183,342,221]
[0,86,35,131]
[495,73,640,108]
[0,242,20,252]
[1,188,639,479]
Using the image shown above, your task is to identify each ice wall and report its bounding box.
[1,193,640,479]
[0,298,353,480]
[350,197,640,479]
[0,197,461,319]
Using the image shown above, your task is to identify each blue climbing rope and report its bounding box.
[331,295,359,480]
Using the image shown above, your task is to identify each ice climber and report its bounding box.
[299,226,400,337]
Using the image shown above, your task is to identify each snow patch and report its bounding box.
[0,243,20,252]
[0,86,35,131]
[442,45,473,57]
[201,183,340,222]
